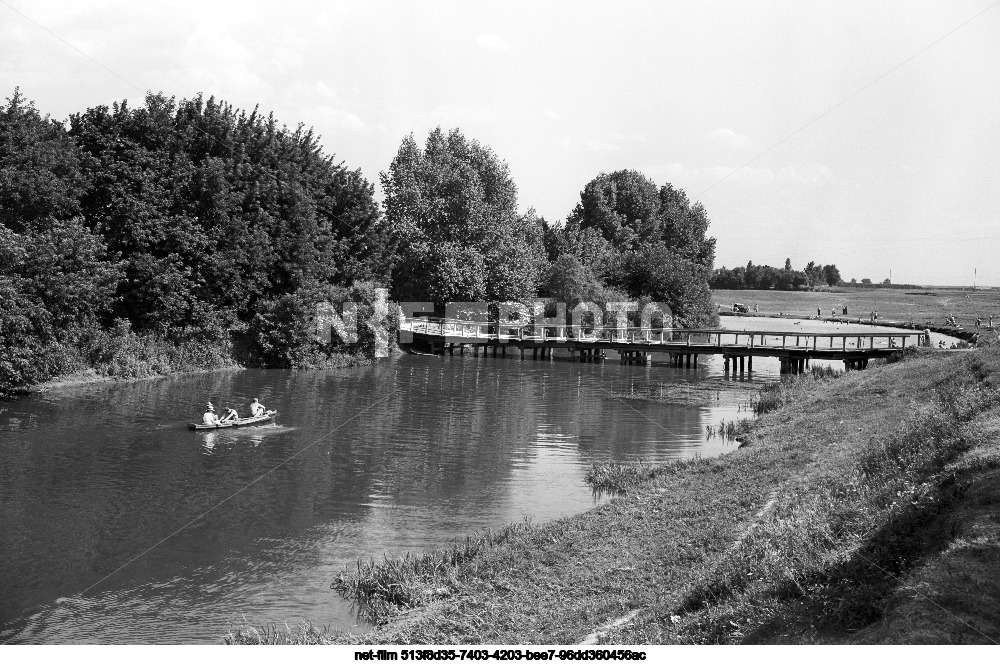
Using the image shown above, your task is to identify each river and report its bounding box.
[0,320,899,644]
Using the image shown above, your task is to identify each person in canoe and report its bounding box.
[203,403,221,426]
[220,405,240,423]
[249,398,266,417]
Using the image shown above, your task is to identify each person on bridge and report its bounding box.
[203,403,220,426]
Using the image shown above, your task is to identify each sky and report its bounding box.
[2,0,998,286]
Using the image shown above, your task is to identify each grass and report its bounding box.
[712,287,1000,328]
[224,619,334,645]
[299,343,1000,645]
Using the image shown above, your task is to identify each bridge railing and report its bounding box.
[400,317,924,351]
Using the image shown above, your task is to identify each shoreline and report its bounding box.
[13,353,379,401]
[227,344,1000,644]
[719,311,978,343]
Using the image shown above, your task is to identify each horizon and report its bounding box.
[3,0,997,287]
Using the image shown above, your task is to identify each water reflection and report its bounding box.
[0,354,762,644]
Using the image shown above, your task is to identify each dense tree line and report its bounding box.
[1,89,718,396]
[710,259,841,290]
[1,89,387,394]
[538,170,718,327]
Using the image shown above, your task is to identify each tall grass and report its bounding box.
[331,519,538,625]
[585,456,708,494]
[672,356,1000,641]
[223,619,332,644]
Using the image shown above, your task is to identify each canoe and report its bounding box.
[187,411,277,431]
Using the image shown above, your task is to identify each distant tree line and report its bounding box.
[711,259,926,292]
[710,259,841,290]
[1,90,718,397]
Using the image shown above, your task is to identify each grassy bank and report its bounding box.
[227,345,1000,645]
[7,326,379,399]
[713,287,1000,330]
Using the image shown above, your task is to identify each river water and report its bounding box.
[0,319,907,644]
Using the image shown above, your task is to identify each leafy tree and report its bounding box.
[823,264,842,287]
[558,170,717,326]
[69,92,383,344]
[617,245,716,327]
[0,89,88,232]
[541,254,605,308]
[382,128,544,306]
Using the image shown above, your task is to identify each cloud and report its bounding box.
[706,128,753,148]
[611,132,647,143]
[559,136,620,152]
[544,108,559,120]
[477,34,511,52]
[419,104,497,125]
[658,162,833,186]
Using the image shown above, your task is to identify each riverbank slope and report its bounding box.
[235,344,1000,644]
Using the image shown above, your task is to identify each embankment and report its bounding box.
[227,345,1000,645]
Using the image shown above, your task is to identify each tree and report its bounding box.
[0,89,88,232]
[68,92,382,345]
[559,170,717,326]
[381,128,544,306]
[823,264,842,287]
[541,254,605,308]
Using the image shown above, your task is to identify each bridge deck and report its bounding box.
[400,318,924,360]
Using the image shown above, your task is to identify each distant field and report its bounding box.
[711,288,1000,327]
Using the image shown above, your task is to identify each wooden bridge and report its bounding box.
[400,317,925,374]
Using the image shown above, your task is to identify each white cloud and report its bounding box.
[658,162,833,186]
[544,108,559,120]
[419,104,497,126]
[612,132,647,143]
[705,128,753,148]
[559,136,620,152]
[477,34,511,52]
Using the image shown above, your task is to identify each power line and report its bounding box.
[0,0,145,94]
[695,0,1000,200]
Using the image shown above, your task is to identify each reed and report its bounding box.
[585,456,705,494]
[331,519,538,624]
[223,619,332,644]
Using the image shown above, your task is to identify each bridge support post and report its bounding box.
[694,354,698,367]
[724,356,730,372]
[520,348,524,360]
[473,345,478,356]
[747,356,752,372]
[739,356,745,373]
